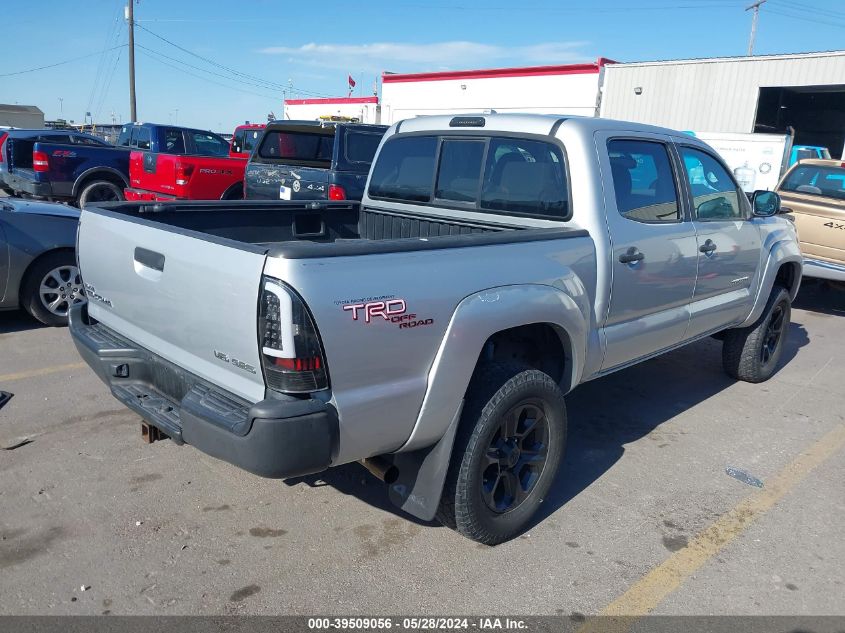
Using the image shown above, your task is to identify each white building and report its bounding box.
[380,59,612,125]
[282,97,380,124]
[600,50,845,158]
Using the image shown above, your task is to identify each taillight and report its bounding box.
[0,133,7,163]
[328,184,346,200]
[259,277,328,393]
[175,161,194,186]
[33,150,49,172]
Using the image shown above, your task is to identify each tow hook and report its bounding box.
[141,422,167,444]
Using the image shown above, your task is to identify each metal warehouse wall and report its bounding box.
[599,51,845,133]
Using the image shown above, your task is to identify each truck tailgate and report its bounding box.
[77,208,267,402]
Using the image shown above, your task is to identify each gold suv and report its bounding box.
[776,159,845,283]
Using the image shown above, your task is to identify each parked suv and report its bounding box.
[776,158,845,283]
[244,121,387,201]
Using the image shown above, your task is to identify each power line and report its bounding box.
[766,6,845,28]
[0,45,126,77]
[770,0,845,19]
[135,23,287,91]
[135,49,281,100]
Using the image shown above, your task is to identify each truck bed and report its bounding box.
[91,200,587,259]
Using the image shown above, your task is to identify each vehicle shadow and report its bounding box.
[286,321,811,534]
[0,311,44,335]
[793,279,845,317]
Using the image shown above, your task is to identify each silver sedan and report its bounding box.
[0,197,85,326]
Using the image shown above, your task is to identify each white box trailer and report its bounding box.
[380,59,611,125]
[692,132,793,193]
[282,97,380,124]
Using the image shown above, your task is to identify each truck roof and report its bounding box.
[393,112,693,140]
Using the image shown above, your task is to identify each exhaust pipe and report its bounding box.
[360,456,399,484]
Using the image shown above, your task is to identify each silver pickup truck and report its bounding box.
[71,114,802,544]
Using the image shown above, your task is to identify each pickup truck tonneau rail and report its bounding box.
[71,113,802,545]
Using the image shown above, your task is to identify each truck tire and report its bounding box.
[722,285,791,383]
[436,362,567,545]
[21,251,86,327]
[77,180,123,208]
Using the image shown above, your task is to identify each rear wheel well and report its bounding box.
[75,171,126,197]
[221,182,244,200]
[479,323,571,390]
[19,247,76,304]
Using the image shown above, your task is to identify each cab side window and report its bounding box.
[680,147,745,220]
[607,139,681,222]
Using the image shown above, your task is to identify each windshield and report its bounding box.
[781,164,845,201]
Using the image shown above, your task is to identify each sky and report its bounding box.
[2,0,844,133]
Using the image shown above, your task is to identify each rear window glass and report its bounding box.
[258,130,334,165]
[344,131,383,165]
[436,139,484,202]
[191,131,228,156]
[117,125,131,147]
[781,164,845,201]
[368,134,570,219]
[367,136,437,202]
[132,127,151,150]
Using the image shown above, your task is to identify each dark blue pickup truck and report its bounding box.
[244,121,387,201]
[0,128,130,206]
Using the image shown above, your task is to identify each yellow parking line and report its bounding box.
[580,422,845,633]
[0,362,86,384]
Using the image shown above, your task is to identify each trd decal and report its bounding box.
[342,299,434,329]
[343,299,407,323]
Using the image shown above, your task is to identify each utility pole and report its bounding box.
[127,0,137,122]
[746,0,767,56]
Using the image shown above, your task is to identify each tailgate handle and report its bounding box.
[134,247,165,272]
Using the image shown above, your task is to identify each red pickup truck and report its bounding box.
[229,123,265,159]
[122,123,246,201]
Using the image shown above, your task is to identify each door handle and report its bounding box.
[699,240,717,255]
[134,247,165,272]
[618,247,645,264]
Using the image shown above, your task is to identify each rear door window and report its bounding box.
[607,139,681,223]
[162,128,186,154]
[190,131,228,156]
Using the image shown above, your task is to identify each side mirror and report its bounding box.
[752,190,781,217]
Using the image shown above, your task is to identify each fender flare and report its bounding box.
[740,239,802,328]
[399,283,589,454]
[72,167,128,197]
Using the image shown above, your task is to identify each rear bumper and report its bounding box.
[69,304,338,478]
[803,257,845,282]
[124,187,177,201]
[3,171,52,197]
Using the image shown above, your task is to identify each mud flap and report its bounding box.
[385,401,463,521]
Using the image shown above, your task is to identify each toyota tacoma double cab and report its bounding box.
[244,120,387,201]
[70,114,802,544]
[122,123,247,202]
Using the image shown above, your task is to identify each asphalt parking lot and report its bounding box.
[1,282,843,617]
